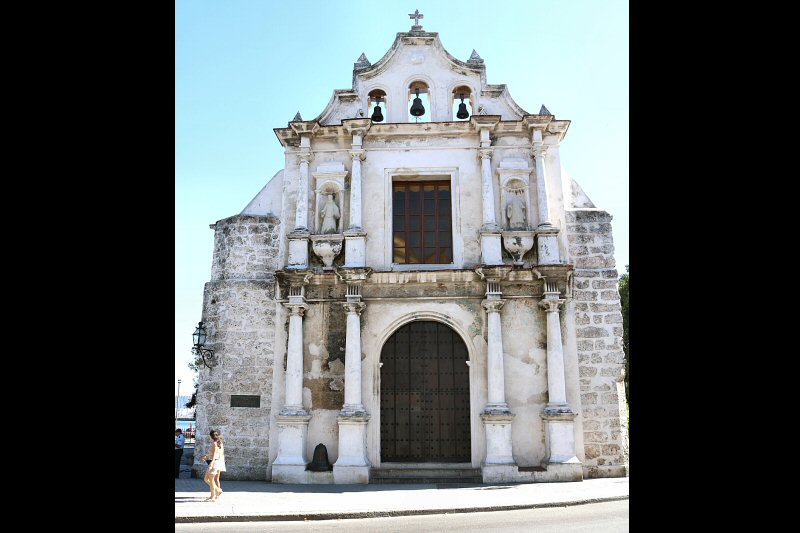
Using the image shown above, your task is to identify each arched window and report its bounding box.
[452,86,472,121]
[407,81,431,123]
[368,89,387,123]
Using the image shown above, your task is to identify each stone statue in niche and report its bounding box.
[319,193,340,234]
[506,192,527,230]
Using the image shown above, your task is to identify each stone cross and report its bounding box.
[408,9,424,26]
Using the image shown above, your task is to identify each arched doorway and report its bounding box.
[380,321,471,462]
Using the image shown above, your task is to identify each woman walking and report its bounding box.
[200,429,226,501]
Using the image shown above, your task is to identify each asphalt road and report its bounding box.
[175,499,629,532]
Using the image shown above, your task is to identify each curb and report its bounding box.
[175,494,629,523]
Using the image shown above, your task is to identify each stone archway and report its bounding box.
[379,320,471,462]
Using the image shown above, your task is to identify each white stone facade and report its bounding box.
[192,26,627,483]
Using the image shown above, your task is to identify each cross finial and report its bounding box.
[408,9,424,28]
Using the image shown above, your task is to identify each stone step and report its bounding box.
[370,468,482,484]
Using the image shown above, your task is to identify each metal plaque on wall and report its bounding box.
[230,395,261,408]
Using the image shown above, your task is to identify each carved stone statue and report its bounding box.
[319,193,340,234]
[506,192,527,230]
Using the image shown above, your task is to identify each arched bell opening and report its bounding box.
[408,81,431,123]
[452,85,472,121]
[368,89,387,123]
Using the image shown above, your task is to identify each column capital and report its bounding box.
[531,144,548,158]
[297,151,314,164]
[341,301,366,315]
[482,299,505,313]
[283,302,309,316]
[348,149,366,161]
[538,298,564,313]
[478,147,494,160]
[342,118,372,136]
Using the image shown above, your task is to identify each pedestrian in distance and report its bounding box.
[174,428,185,479]
[200,429,226,501]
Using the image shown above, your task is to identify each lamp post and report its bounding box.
[175,379,181,431]
[192,322,215,369]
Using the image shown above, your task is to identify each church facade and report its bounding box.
[192,19,628,484]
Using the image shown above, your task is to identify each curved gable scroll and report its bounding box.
[311,32,531,126]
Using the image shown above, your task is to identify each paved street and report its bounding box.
[176,499,628,532]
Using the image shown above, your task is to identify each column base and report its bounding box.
[535,228,560,265]
[287,232,310,269]
[343,231,366,268]
[481,463,520,483]
[481,411,515,465]
[272,464,311,484]
[272,413,312,483]
[479,230,503,265]
[333,413,371,484]
[537,461,583,482]
[541,409,580,465]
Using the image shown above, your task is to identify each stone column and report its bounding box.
[342,119,371,268]
[473,116,502,265]
[539,282,580,474]
[479,282,516,482]
[483,299,509,412]
[287,123,318,269]
[295,150,311,231]
[532,143,552,228]
[333,289,370,484]
[283,303,308,413]
[272,298,312,483]
[532,138,560,265]
[348,150,365,232]
[341,301,366,413]
[288,148,313,269]
[479,147,498,229]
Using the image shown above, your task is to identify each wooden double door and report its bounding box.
[380,321,471,462]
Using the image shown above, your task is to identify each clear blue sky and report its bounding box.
[175,0,629,395]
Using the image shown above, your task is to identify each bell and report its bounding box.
[371,102,384,122]
[410,88,425,117]
[456,93,469,119]
[306,443,332,471]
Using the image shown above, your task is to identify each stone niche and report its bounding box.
[311,162,347,269]
[497,159,535,265]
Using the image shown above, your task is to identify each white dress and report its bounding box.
[210,445,226,473]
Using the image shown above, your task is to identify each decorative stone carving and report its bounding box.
[310,234,344,270]
[506,192,526,230]
[319,193,340,234]
[312,165,346,235]
[481,299,505,314]
[501,231,534,265]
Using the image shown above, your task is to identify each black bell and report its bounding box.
[371,97,384,122]
[306,443,332,471]
[410,88,425,117]
[456,94,469,119]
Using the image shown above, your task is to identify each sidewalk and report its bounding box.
[175,476,629,523]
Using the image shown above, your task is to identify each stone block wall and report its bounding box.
[211,214,282,281]
[193,214,281,480]
[566,209,629,478]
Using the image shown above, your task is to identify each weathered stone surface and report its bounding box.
[577,326,609,338]
[569,209,627,475]
[193,32,628,483]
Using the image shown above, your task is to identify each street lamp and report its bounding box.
[192,322,215,369]
[175,379,181,431]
